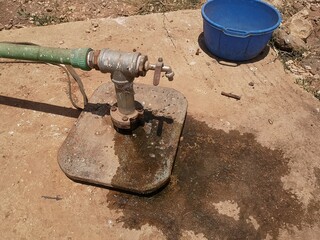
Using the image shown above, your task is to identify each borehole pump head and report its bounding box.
[86,49,175,131]
[0,43,174,132]
[86,49,174,85]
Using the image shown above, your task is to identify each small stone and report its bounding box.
[14,24,25,29]
[273,28,307,52]
[91,21,99,28]
[293,3,304,11]
[250,67,257,72]
[59,40,64,45]
[310,6,317,11]
[46,8,53,12]
[304,65,312,70]
[287,9,313,40]
[68,6,76,11]
[107,219,113,226]
[286,60,294,65]
[85,29,91,33]
[4,24,13,30]
[249,82,254,86]
[92,27,97,32]
[102,2,107,7]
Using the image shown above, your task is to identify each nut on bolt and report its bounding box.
[122,116,129,121]
[111,106,117,112]
[137,108,144,114]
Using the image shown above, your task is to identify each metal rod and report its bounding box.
[221,91,241,100]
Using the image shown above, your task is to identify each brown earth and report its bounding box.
[0,0,203,29]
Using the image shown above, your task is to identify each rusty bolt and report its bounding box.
[137,107,144,113]
[122,116,129,121]
[111,106,117,112]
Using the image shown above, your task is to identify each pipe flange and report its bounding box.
[110,105,144,130]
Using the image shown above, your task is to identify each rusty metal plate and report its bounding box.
[58,83,187,194]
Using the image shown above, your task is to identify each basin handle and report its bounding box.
[223,28,250,38]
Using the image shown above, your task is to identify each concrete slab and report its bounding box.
[0,10,320,240]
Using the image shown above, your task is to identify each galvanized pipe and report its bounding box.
[96,49,145,116]
[114,82,136,115]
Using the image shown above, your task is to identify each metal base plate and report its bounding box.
[58,83,187,194]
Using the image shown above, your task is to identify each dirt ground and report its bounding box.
[0,0,203,28]
[0,0,141,28]
[0,2,320,240]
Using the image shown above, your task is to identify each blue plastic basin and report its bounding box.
[201,0,281,61]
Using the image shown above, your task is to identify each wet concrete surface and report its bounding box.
[107,116,318,240]
[112,109,178,193]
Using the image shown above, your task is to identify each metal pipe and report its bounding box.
[114,82,135,115]
[0,43,92,71]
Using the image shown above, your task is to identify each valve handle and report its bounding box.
[153,57,164,86]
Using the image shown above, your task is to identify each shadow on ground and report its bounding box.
[107,116,317,240]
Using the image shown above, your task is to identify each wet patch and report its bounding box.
[315,168,320,187]
[306,167,320,224]
[107,116,308,239]
[111,110,177,192]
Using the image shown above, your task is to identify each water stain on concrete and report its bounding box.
[315,168,320,187]
[306,167,320,225]
[107,116,309,240]
[111,109,178,193]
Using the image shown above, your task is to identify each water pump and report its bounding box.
[0,43,187,194]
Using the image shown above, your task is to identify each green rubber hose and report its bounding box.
[0,43,92,71]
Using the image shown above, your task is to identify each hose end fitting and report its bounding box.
[70,48,93,71]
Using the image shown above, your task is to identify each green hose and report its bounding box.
[0,43,92,71]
